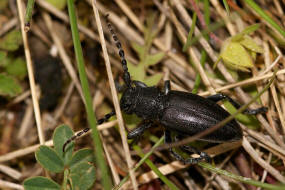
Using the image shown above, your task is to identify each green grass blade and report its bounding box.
[192,50,207,94]
[24,0,35,29]
[244,0,285,38]
[199,162,285,190]
[133,145,179,190]
[222,0,230,15]
[204,0,210,25]
[183,12,197,52]
[189,20,225,46]
[67,0,112,189]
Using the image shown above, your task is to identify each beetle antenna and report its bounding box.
[105,14,132,87]
[63,111,116,152]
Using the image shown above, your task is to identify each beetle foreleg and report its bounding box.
[164,80,171,95]
[133,80,148,88]
[127,120,152,139]
[63,111,116,152]
[207,93,267,115]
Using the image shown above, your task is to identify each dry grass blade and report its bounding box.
[91,1,138,189]
[16,0,44,144]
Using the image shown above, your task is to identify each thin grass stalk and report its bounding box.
[199,162,285,190]
[16,0,44,145]
[182,12,197,52]
[192,0,209,94]
[67,0,112,188]
[244,0,285,38]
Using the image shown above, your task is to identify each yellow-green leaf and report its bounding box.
[143,73,163,86]
[240,35,264,53]
[46,0,67,10]
[131,42,144,61]
[231,24,260,42]
[127,62,145,81]
[221,41,253,72]
[145,52,165,67]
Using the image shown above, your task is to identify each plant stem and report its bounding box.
[67,0,112,189]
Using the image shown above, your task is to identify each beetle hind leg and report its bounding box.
[180,145,212,163]
[164,80,171,95]
[165,130,211,164]
[174,135,212,163]
[207,93,267,115]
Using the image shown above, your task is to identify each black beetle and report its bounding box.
[63,15,267,164]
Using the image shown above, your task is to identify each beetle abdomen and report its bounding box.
[160,91,242,142]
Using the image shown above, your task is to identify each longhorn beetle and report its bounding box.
[63,14,267,164]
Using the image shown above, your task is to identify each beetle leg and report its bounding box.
[127,120,152,139]
[165,131,211,164]
[180,145,212,163]
[63,111,116,152]
[133,80,148,88]
[164,80,171,95]
[164,130,188,163]
[174,135,212,163]
[207,93,267,115]
[115,80,126,92]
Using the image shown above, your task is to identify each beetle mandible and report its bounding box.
[63,14,267,164]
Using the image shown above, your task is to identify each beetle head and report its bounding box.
[120,87,138,114]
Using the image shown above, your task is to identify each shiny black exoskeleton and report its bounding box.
[63,14,267,164]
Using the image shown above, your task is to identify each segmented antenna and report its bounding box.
[63,111,116,152]
[105,14,132,87]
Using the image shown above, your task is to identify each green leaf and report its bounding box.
[35,146,64,173]
[131,42,144,61]
[143,73,163,86]
[224,101,259,130]
[69,149,94,169]
[127,62,145,81]
[46,0,66,10]
[5,57,27,80]
[0,51,7,65]
[70,162,96,190]
[145,52,165,67]
[231,24,260,41]
[240,35,264,53]
[53,125,74,165]
[0,30,22,51]
[221,41,253,72]
[144,13,156,49]
[23,176,61,190]
[0,73,22,97]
